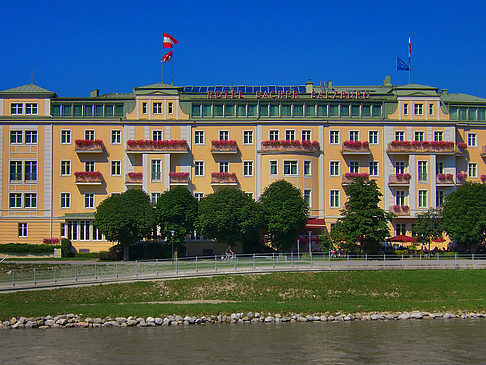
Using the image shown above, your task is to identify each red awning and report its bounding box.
[432,237,446,242]
[306,218,326,229]
[386,235,417,242]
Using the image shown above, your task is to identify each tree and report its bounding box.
[198,188,263,249]
[260,180,308,252]
[155,186,198,257]
[331,178,393,254]
[95,189,155,261]
[442,183,486,253]
[412,208,443,253]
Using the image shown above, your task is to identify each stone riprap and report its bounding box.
[0,311,485,329]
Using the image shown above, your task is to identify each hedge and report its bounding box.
[0,243,61,254]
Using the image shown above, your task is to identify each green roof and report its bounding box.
[0,83,54,95]
[442,93,486,103]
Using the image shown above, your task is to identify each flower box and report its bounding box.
[389,173,411,185]
[457,142,467,149]
[126,139,188,152]
[341,140,371,154]
[169,172,190,184]
[388,140,455,154]
[261,140,320,153]
[211,172,238,184]
[125,172,143,184]
[457,172,468,180]
[74,139,104,152]
[342,172,369,184]
[391,205,410,216]
[74,171,103,184]
[211,140,238,152]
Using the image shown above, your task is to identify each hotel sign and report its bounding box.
[207,89,371,100]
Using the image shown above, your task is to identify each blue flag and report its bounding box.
[397,57,410,71]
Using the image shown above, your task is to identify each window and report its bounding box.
[283,161,298,176]
[85,130,95,140]
[93,224,104,241]
[25,103,38,115]
[269,130,279,141]
[105,104,114,117]
[330,190,340,208]
[192,104,201,117]
[60,161,71,176]
[303,161,311,176]
[168,102,173,114]
[305,104,315,117]
[225,104,235,117]
[395,131,405,141]
[194,161,204,176]
[330,130,340,144]
[396,223,407,236]
[61,130,71,144]
[219,130,229,141]
[151,193,161,205]
[202,104,212,117]
[85,161,95,172]
[245,192,254,200]
[467,133,477,147]
[349,131,359,141]
[414,131,424,142]
[434,131,443,142]
[243,161,254,176]
[84,105,93,117]
[468,163,478,178]
[293,104,303,117]
[18,223,27,237]
[304,189,311,207]
[270,104,279,117]
[214,105,223,117]
[142,102,147,114]
[285,130,296,141]
[10,161,22,181]
[302,130,312,141]
[403,103,409,115]
[66,220,78,240]
[153,102,163,114]
[24,193,37,208]
[317,104,327,117]
[194,192,205,201]
[243,131,254,145]
[11,103,23,115]
[341,104,350,117]
[153,130,163,141]
[111,130,121,144]
[436,190,445,207]
[194,131,205,145]
[79,221,91,241]
[61,193,71,208]
[414,104,423,115]
[418,190,428,208]
[24,161,37,181]
[436,161,444,175]
[395,161,405,174]
[111,161,121,176]
[270,161,278,175]
[85,193,95,209]
[10,131,22,144]
[248,104,257,117]
[25,131,37,144]
[330,161,340,176]
[9,193,22,208]
[236,104,246,117]
[349,161,359,173]
[219,161,229,173]
[418,161,428,182]
[151,160,162,181]
[369,161,379,176]
[395,190,406,206]
[351,104,360,117]
[368,131,378,144]
[64,104,73,117]
[429,104,434,115]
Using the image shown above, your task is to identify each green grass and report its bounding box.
[1,270,486,319]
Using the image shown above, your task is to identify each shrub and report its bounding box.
[0,243,60,254]
[61,238,75,258]
[394,250,409,255]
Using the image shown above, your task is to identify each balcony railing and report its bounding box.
[387,141,455,154]
[74,171,103,185]
[341,141,371,154]
[342,172,369,185]
[390,205,410,216]
[436,173,454,185]
[125,172,143,185]
[126,140,188,153]
[74,139,104,153]
[169,172,190,185]
[261,140,320,154]
[388,173,411,186]
[211,172,238,185]
[211,140,238,153]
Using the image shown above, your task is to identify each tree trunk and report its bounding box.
[123,245,129,261]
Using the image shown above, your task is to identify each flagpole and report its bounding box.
[161,61,164,83]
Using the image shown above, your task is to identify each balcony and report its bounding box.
[342,172,369,185]
[387,141,456,155]
[456,172,467,185]
[436,173,454,186]
[125,172,143,185]
[388,173,411,186]
[169,172,190,185]
[126,140,188,154]
[211,172,238,185]
[481,146,486,158]
[390,205,410,216]
[74,171,103,185]
[261,140,320,154]
[211,140,238,154]
[457,142,467,155]
[341,141,371,155]
[74,139,104,153]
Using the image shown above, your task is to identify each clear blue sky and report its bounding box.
[1,0,485,97]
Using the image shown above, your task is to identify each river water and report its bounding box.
[1,319,485,364]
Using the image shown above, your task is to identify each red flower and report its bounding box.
[169,172,190,178]
[127,172,143,179]
[43,238,60,245]
[344,172,369,179]
[457,142,467,149]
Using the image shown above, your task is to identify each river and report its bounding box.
[1,319,485,364]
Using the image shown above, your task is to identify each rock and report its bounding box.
[306,315,314,321]
[251,318,260,323]
[264,316,274,323]
[10,318,17,325]
[320,316,327,322]
[335,315,345,321]
[66,314,75,319]
[116,317,127,324]
[127,320,138,326]
[411,312,423,319]
[38,326,49,329]
[93,323,102,328]
[154,318,163,325]
[76,322,88,328]
[386,314,395,320]
[370,314,380,321]
[175,315,183,322]
[56,319,68,326]
[398,314,410,320]
[65,323,75,328]
[45,315,53,320]
[94,318,103,324]
[282,317,291,322]
[146,317,155,323]
[45,320,55,326]
[297,316,307,322]
[254,313,260,318]
[328,315,335,321]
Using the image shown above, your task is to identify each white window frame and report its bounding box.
[194,192,205,201]
[18,222,28,237]
[168,102,174,114]
[285,129,296,141]
[303,161,311,176]
[418,190,428,208]
[414,103,423,115]
[25,103,38,115]
[414,131,425,142]
[151,159,162,181]
[269,130,280,141]
[349,130,359,141]
[111,161,121,176]
[60,193,71,209]
[418,161,428,182]
[11,103,23,115]
[330,190,340,208]
[85,130,95,140]
[10,130,23,144]
[151,192,161,206]
[368,130,379,144]
[330,161,340,176]
[395,190,406,206]
[403,103,409,115]
[395,131,405,141]
[111,130,121,145]
[24,193,37,208]
[84,193,95,209]
[10,161,22,182]
[429,103,434,115]
[25,131,37,145]
[85,161,95,172]
[283,160,298,176]
[467,133,477,147]
[153,102,163,114]
[24,161,37,182]
[219,130,230,141]
[301,130,312,141]
[194,130,205,145]
[243,130,254,145]
[61,130,71,144]
[270,160,278,176]
[303,189,312,208]
[468,162,478,178]
[349,161,359,173]
[434,131,444,142]
[369,161,379,177]
[395,161,406,174]
[243,161,254,177]
[330,130,340,145]
[152,130,163,141]
[219,161,229,173]
[60,160,71,176]
[9,193,22,208]
[194,161,205,177]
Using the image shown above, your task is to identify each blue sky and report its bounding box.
[1,0,485,97]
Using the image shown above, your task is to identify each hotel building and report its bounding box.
[1,76,485,252]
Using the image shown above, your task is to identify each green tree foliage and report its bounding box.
[155,186,198,255]
[198,188,263,248]
[61,238,75,258]
[442,183,486,253]
[260,180,308,252]
[412,208,443,253]
[95,189,155,260]
[331,178,393,254]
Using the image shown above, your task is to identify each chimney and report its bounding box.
[384,75,391,86]
[90,89,99,97]
[327,80,333,89]
[305,79,314,93]
[442,89,448,95]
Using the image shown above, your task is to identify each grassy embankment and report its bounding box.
[1,270,485,320]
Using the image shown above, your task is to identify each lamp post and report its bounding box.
[170,230,175,261]
[308,231,312,259]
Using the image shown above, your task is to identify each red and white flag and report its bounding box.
[161,50,173,63]
[408,35,411,64]
[163,33,178,48]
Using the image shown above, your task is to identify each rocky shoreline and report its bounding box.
[1,311,485,329]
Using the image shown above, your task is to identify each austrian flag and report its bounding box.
[161,50,173,63]
[163,33,178,48]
